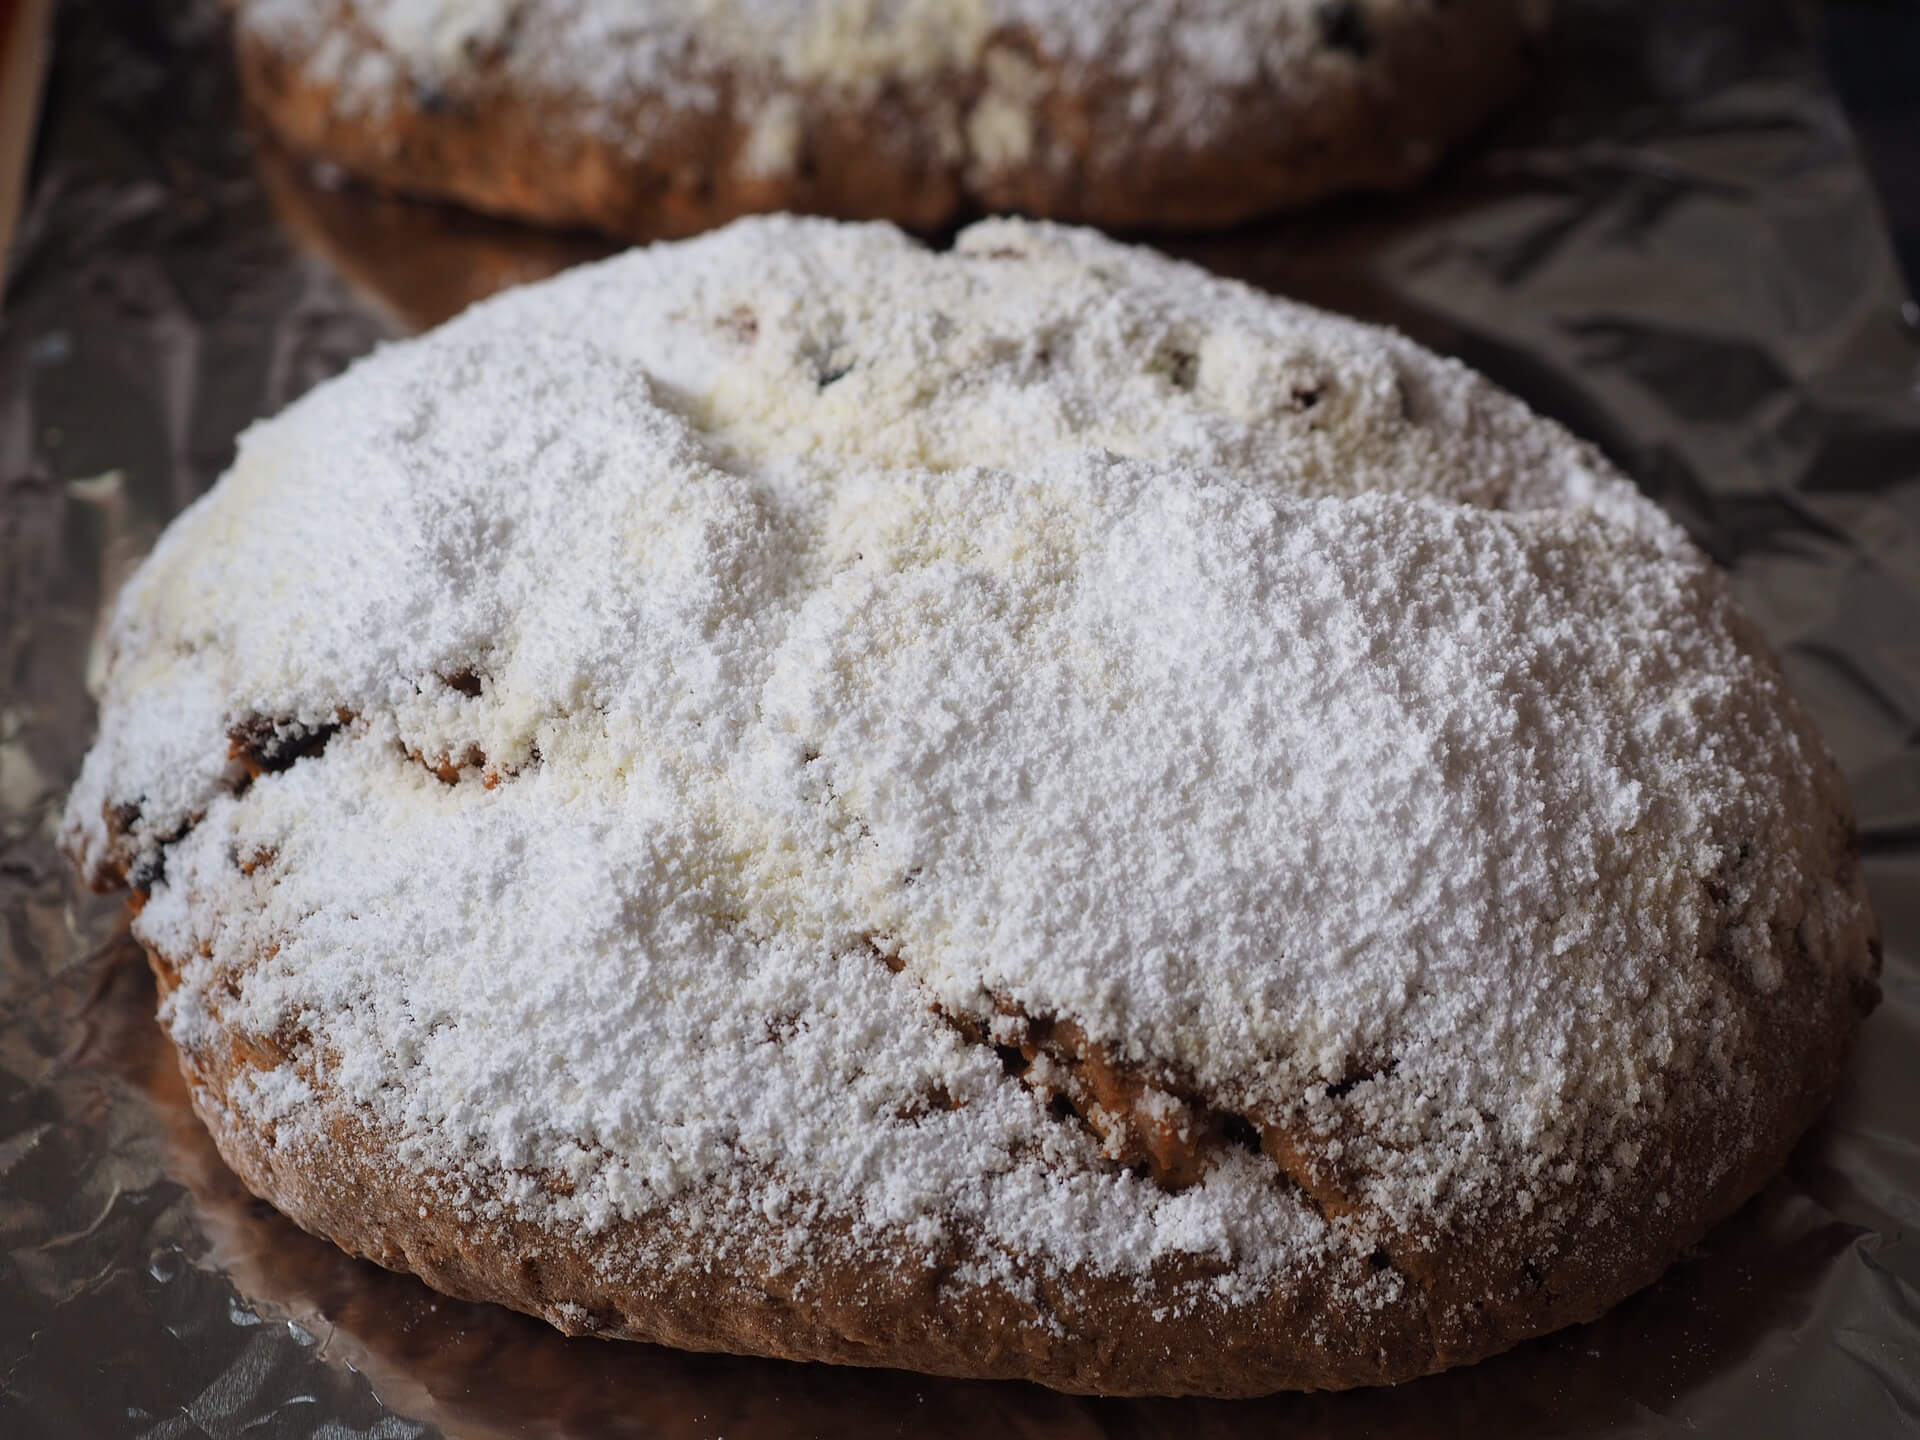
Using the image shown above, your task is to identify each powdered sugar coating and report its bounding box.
[236,0,1540,172]
[67,218,1874,1305]
[243,0,1324,100]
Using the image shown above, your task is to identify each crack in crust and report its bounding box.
[862,935,1395,1225]
[855,941,1556,1308]
[105,698,537,895]
[228,711,350,779]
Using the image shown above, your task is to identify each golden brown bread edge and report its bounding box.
[127,845,1879,1398]
[232,0,1541,238]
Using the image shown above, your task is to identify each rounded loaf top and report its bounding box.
[66,216,1879,1394]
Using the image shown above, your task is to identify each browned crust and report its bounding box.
[249,125,615,331]
[232,2,1543,239]
[134,875,1878,1396]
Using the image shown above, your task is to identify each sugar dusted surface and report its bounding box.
[235,0,1509,163]
[242,0,1326,94]
[67,218,1874,1300]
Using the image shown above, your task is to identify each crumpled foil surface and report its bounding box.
[3,0,1918,1434]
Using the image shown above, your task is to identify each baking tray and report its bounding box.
[3,0,1918,1435]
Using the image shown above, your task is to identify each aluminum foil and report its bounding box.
[4,0,1918,1434]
